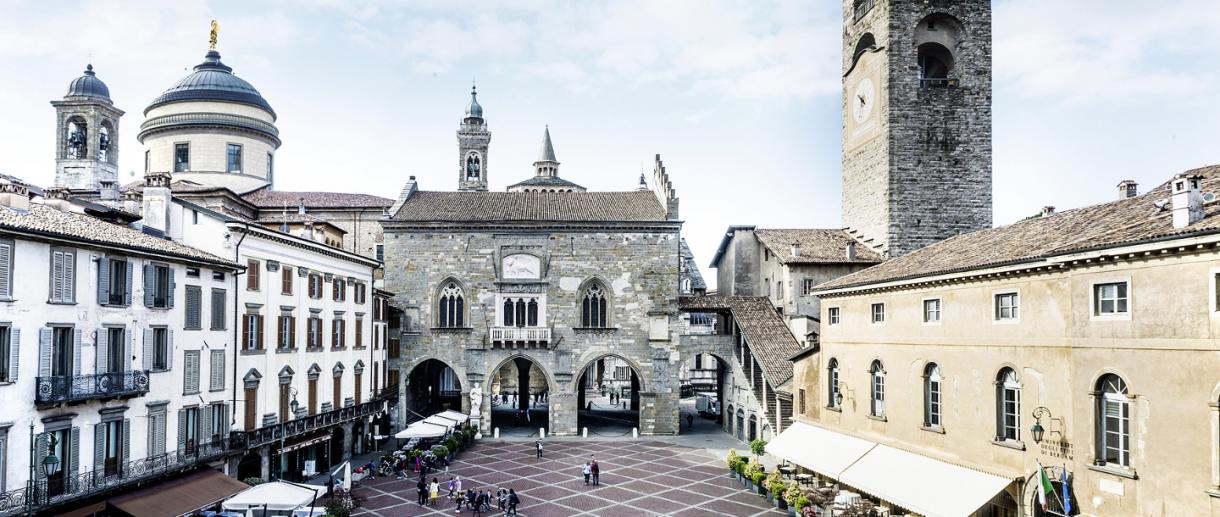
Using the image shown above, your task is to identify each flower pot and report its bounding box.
[787,508,797,517]
[774,497,787,510]
[756,484,768,496]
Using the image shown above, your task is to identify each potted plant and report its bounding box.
[749,438,768,458]
[784,481,803,515]
[790,494,809,517]
[725,449,740,479]
[432,444,449,462]
[744,459,763,490]
[766,471,786,508]
[751,471,766,494]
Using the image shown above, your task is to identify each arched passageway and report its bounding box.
[576,354,641,435]
[678,352,728,435]
[406,358,462,416]
[490,356,551,436]
[237,451,263,481]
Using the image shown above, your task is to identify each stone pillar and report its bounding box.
[515,358,532,412]
[550,391,577,436]
[630,374,641,411]
[260,445,271,481]
[342,423,354,461]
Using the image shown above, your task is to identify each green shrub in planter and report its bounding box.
[749,439,768,457]
[793,494,811,514]
[766,471,785,499]
[242,476,265,486]
[784,480,802,505]
[432,444,449,458]
[751,471,765,486]
[725,449,740,469]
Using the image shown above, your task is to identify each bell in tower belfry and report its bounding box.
[840,0,993,258]
[51,64,125,203]
[457,83,491,192]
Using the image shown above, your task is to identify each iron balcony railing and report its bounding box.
[35,370,151,405]
[0,438,232,516]
[230,394,390,450]
[489,326,551,344]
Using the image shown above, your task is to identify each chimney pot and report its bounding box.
[0,180,31,211]
[141,171,172,235]
[845,241,857,261]
[791,242,801,257]
[1041,206,1055,217]
[1171,173,1205,229]
[1117,180,1138,199]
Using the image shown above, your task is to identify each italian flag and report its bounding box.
[1036,462,1054,507]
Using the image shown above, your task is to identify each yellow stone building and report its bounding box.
[773,167,1220,517]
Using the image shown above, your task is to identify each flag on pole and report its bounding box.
[1061,466,1072,513]
[1036,462,1053,508]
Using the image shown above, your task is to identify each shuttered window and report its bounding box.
[143,264,174,309]
[246,259,260,291]
[97,258,131,306]
[184,286,202,330]
[308,274,322,299]
[48,248,75,303]
[331,319,345,349]
[0,238,12,299]
[210,289,226,330]
[0,325,16,383]
[148,410,167,456]
[281,267,293,295]
[278,315,297,350]
[241,314,264,351]
[209,350,225,391]
[354,318,363,348]
[244,387,257,431]
[183,350,200,394]
[307,317,322,348]
[333,279,345,301]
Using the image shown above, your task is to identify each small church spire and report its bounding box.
[533,126,559,178]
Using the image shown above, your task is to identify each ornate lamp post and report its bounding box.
[278,387,299,481]
[1031,406,1053,444]
[26,424,61,516]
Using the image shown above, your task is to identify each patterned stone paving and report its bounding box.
[352,440,785,516]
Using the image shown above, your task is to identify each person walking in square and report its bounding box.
[506,488,520,516]
[535,439,543,459]
[497,487,507,511]
[590,457,600,486]
[417,475,428,505]
[430,478,440,508]
[582,461,592,485]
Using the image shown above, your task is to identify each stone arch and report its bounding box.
[1089,367,1134,396]
[914,13,965,86]
[402,355,468,390]
[486,353,558,392]
[572,352,649,393]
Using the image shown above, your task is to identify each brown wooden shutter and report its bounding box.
[282,268,292,295]
[308,379,317,415]
[355,319,363,348]
[290,317,297,349]
[244,387,257,430]
[355,373,362,405]
[256,315,264,350]
[247,260,259,290]
[241,315,250,351]
[333,378,341,409]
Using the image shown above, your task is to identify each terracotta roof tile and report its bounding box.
[755,229,883,265]
[243,190,393,209]
[391,190,669,222]
[819,164,1220,291]
[679,296,801,384]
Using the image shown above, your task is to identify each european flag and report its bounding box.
[1061,468,1072,514]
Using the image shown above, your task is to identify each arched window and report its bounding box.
[527,299,538,327]
[914,14,963,88]
[99,122,113,163]
[65,117,88,159]
[870,360,885,417]
[924,363,942,428]
[827,359,841,408]
[996,368,1021,442]
[918,43,954,85]
[748,414,758,442]
[437,281,465,328]
[503,298,514,326]
[465,153,481,179]
[581,282,609,328]
[1096,374,1130,468]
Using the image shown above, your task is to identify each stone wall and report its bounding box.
[382,224,682,435]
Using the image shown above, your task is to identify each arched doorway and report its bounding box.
[1023,466,1077,516]
[237,451,263,481]
[489,355,552,436]
[678,352,728,435]
[352,421,365,455]
[576,354,642,435]
[407,359,462,415]
[736,409,745,440]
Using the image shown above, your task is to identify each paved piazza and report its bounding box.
[352,440,785,516]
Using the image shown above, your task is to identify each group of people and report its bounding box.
[415,475,520,515]
[581,455,601,486]
[496,390,550,407]
[362,449,444,480]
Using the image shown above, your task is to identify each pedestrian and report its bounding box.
[582,461,591,485]
[430,478,440,507]
[525,407,532,423]
[687,413,695,430]
[535,439,543,459]
[497,487,507,511]
[417,475,428,505]
[507,488,520,516]
[476,489,489,515]
[502,392,508,405]
[463,488,476,512]
[590,458,600,486]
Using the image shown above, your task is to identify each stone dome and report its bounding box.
[65,64,111,102]
[146,50,275,118]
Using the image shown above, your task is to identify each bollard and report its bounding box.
[632,427,639,438]
[494,427,500,439]
[583,427,588,438]
[540,428,546,439]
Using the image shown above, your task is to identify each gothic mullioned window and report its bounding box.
[437,281,465,328]
[580,283,609,328]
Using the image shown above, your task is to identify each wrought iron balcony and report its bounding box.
[0,438,232,516]
[489,326,551,346]
[230,393,390,450]
[35,370,150,405]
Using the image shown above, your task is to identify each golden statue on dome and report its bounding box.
[209,20,219,50]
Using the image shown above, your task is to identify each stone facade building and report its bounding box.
[384,93,691,435]
[770,166,1220,517]
[841,0,993,257]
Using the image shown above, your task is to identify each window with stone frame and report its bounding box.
[996,368,1021,442]
[827,358,840,408]
[995,292,1019,321]
[246,259,260,291]
[98,257,131,306]
[331,318,346,348]
[174,143,190,172]
[923,298,941,323]
[436,281,465,328]
[924,363,943,428]
[802,279,815,296]
[1096,374,1131,468]
[278,313,296,350]
[870,302,885,324]
[333,278,346,302]
[48,248,76,304]
[354,318,363,348]
[308,273,323,299]
[869,360,885,417]
[144,264,174,309]
[0,324,15,383]
[1094,282,1128,316]
[281,267,293,295]
[226,143,242,173]
[827,307,840,325]
[307,316,323,348]
[580,282,609,328]
[241,313,264,351]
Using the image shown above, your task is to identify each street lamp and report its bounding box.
[26,424,61,516]
[1031,406,1053,444]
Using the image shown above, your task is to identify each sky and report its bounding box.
[1,0,1218,291]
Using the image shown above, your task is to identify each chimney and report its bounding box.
[297,198,306,215]
[141,171,172,237]
[790,242,801,258]
[121,190,143,215]
[1041,206,1055,217]
[41,186,73,212]
[1117,180,1138,199]
[845,241,857,261]
[1171,173,1205,229]
[0,179,31,211]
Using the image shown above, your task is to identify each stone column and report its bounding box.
[515,358,532,412]
[260,445,271,481]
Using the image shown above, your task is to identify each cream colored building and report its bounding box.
[771,167,1220,517]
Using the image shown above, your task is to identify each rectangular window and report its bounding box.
[185,267,200,278]
[1094,282,1128,315]
[278,315,295,350]
[0,324,11,382]
[802,279,815,296]
[102,258,129,305]
[281,267,293,295]
[309,274,322,299]
[923,299,941,323]
[153,327,168,370]
[246,259,260,291]
[209,403,226,444]
[145,264,173,309]
[180,407,198,454]
[99,420,124,477]
[355,318,363,348]
[185,286,202,330]
[266,153,274,181]
[212,271,225,281]
[375,244,384,263]
[995,292,1019,321]
[183,350,200,394]
[49,248,76,303]
[355,283,366,305]
[242,314,264,351]
[144,150,149,173]
[870,303,885,324]
[210,350,225,392]
[308,317,322,348]
[174,143,190,172]
[798,388,806,415]
[244,387,257,431]
[52,326,74,376]
[192,210,199,225]
[226,143,242,173]
[148,409,167,456]
[332,318,345,348]
[210,288,226,330]
[828,307,840,325]
[1102,397,1130,466]
[333,279,345,301]
[105,327,124,374]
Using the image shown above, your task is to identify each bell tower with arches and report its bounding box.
[457,84,490,191]
[840,0,992,258]
[51,64,124,201]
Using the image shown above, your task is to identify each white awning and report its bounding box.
[223,481,326,511]
[765,421,876,477]
[394,421,447,439]
[838,443,1014,517]
[436,410,470,423]
[423,414,459,429]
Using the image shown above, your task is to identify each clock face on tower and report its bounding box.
[852,77,875,124]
